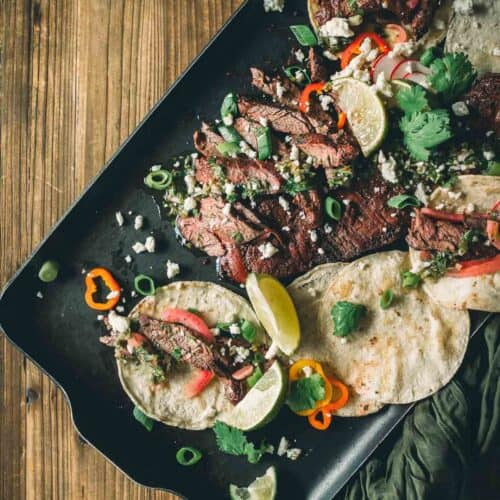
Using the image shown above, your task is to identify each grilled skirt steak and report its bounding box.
[193,122,225,158]
[464,73,500,136]
[308,47,329,83]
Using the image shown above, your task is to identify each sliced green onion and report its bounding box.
[240,320,256,343]
[144,170,172,190]
[176,447,203,466]
[221,92,238,118]
[486,161,500,176]
[133,406,154,431]
[256,127,272,160]
[284,66,311,85]
[246,365,263,388]
[380,289,394,310]
[218,125,242,143]
[134,274,156,296]
[289,25,318,46]
[325,196,342,221]
[38,260,59,283]
[217,141,241,157]
[401,271,421,289]
[387,194,422,209]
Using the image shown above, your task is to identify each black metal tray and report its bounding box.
[0,1,490,498]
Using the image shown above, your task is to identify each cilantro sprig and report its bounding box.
[287,373,326,412]
[396,86,429,115]
[427,52,476,104]
[213,421,269,464]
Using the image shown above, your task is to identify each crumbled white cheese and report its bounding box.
[319,17,354,41]
[224,182,235,197]
[452,0,473,15]
[294,70,306,83]
[415,183,428,204]
[290,144,300,162]
[106,290,120,300]
[465,203,475,214]
[116,305,125,313]
[173,160,180,168]
[258,242,279,259]
[372,72,393,98]
[166,260,180,279]
[294,48,305,63]
[36,291,43,299]
[310,230,318,243]
[183,197,197,212]
[483,150,495,161]
[222,114,234,126]
[150,164,162,172]
[115,211,124,227]
[145,236,156,253]
[229,323,241,335]
[282,226,290,232]
[108,310,130,334]
[286,448,302,460]
[97,314,104,321]
[276,81,286,99]
[389,41,416,58]
[191,153,198,159]
[263,0,285,12]
[447,190,463,200]
[184,174,196,194]
[324,223,333,234]
[278,196,290,212]
[451,101,469,116]
[348,14,363,26]
[239,141,257,158]
[323,50,338,61]
[302,366,313,377]
[134,215,144,230]
[277,437,289,456]
[492,47,500,57]
[317,247,325,255]
[377,150,398,183]
[319,94,334,111]
[132,241,146,254]
[124,255,132,264]
[232,345,250,364]
[211,327,220,336]
[259,117,269,127]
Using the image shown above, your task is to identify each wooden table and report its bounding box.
[0,2,242,498]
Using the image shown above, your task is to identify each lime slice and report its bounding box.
[246,273,300,356]
[329,77,387,157]
[220,361,287,431]
[230,466,277,500]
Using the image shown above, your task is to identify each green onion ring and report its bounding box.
[380,289,394,310]
[134,274,156,296]
[144,170,172,190]
[176,447,203,466]
[325,196,342,221]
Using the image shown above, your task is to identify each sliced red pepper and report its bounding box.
[341,32,390,70]
[420,208,465,223]
[298,82,325,113]
[162,308,214,344]
[185,370,214,398]
[337,112,347,130]
[84,267,121,311]
[447,254,500,278]
[127,333,147,351]
[307,406,332,430]
[486,220,500,250]
[232,364,254,380]
[307,377,349,430]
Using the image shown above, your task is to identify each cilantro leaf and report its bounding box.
[428,52,476,103]
[213,421,267,463]
[331,301,366,337]
[287,373,325,412]
[396,86,429,115]
[399,110,452,161]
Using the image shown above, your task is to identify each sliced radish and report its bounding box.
[390,59,415,80]
[371,53,403,82]
[185,370,214,398]
[404,72,429,87]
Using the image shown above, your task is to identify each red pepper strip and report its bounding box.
[298,82,326,113]
[341,32,390,70]
[185,370,214,398]
[84,267,121,311]
[420,208,465,223]
[488,201,500,249]
[163,308,214,344]
[447,254,500,278]
[337,112,347,130]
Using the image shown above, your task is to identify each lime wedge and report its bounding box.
[230,466,277,500]
[329,77,387,156]
[220,361,287,431]
[246,273,301,356]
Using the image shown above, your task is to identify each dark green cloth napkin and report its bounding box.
[344,315,500,500]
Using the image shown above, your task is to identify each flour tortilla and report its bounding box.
[314,251,469,405]
[445,0,500,76]
[117,281,264,430]
[288,264,385,416]
[409,175,500,312]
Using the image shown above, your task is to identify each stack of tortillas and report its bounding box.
[288,251,470,417]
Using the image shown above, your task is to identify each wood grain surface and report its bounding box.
[0,1,242,499]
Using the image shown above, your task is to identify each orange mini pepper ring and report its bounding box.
[84,267,121,311]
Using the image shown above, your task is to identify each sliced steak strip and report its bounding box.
[194,156,283,192]
[464,73,500,136]
[233,116,289,158]
[138,315,214,371]
[193,122,224,157]
[294,130,360,168]
[308,47,329,82]
[320,171,408,261]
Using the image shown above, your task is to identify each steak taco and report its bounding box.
[100,281,278,430]
[407,175,500,312]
